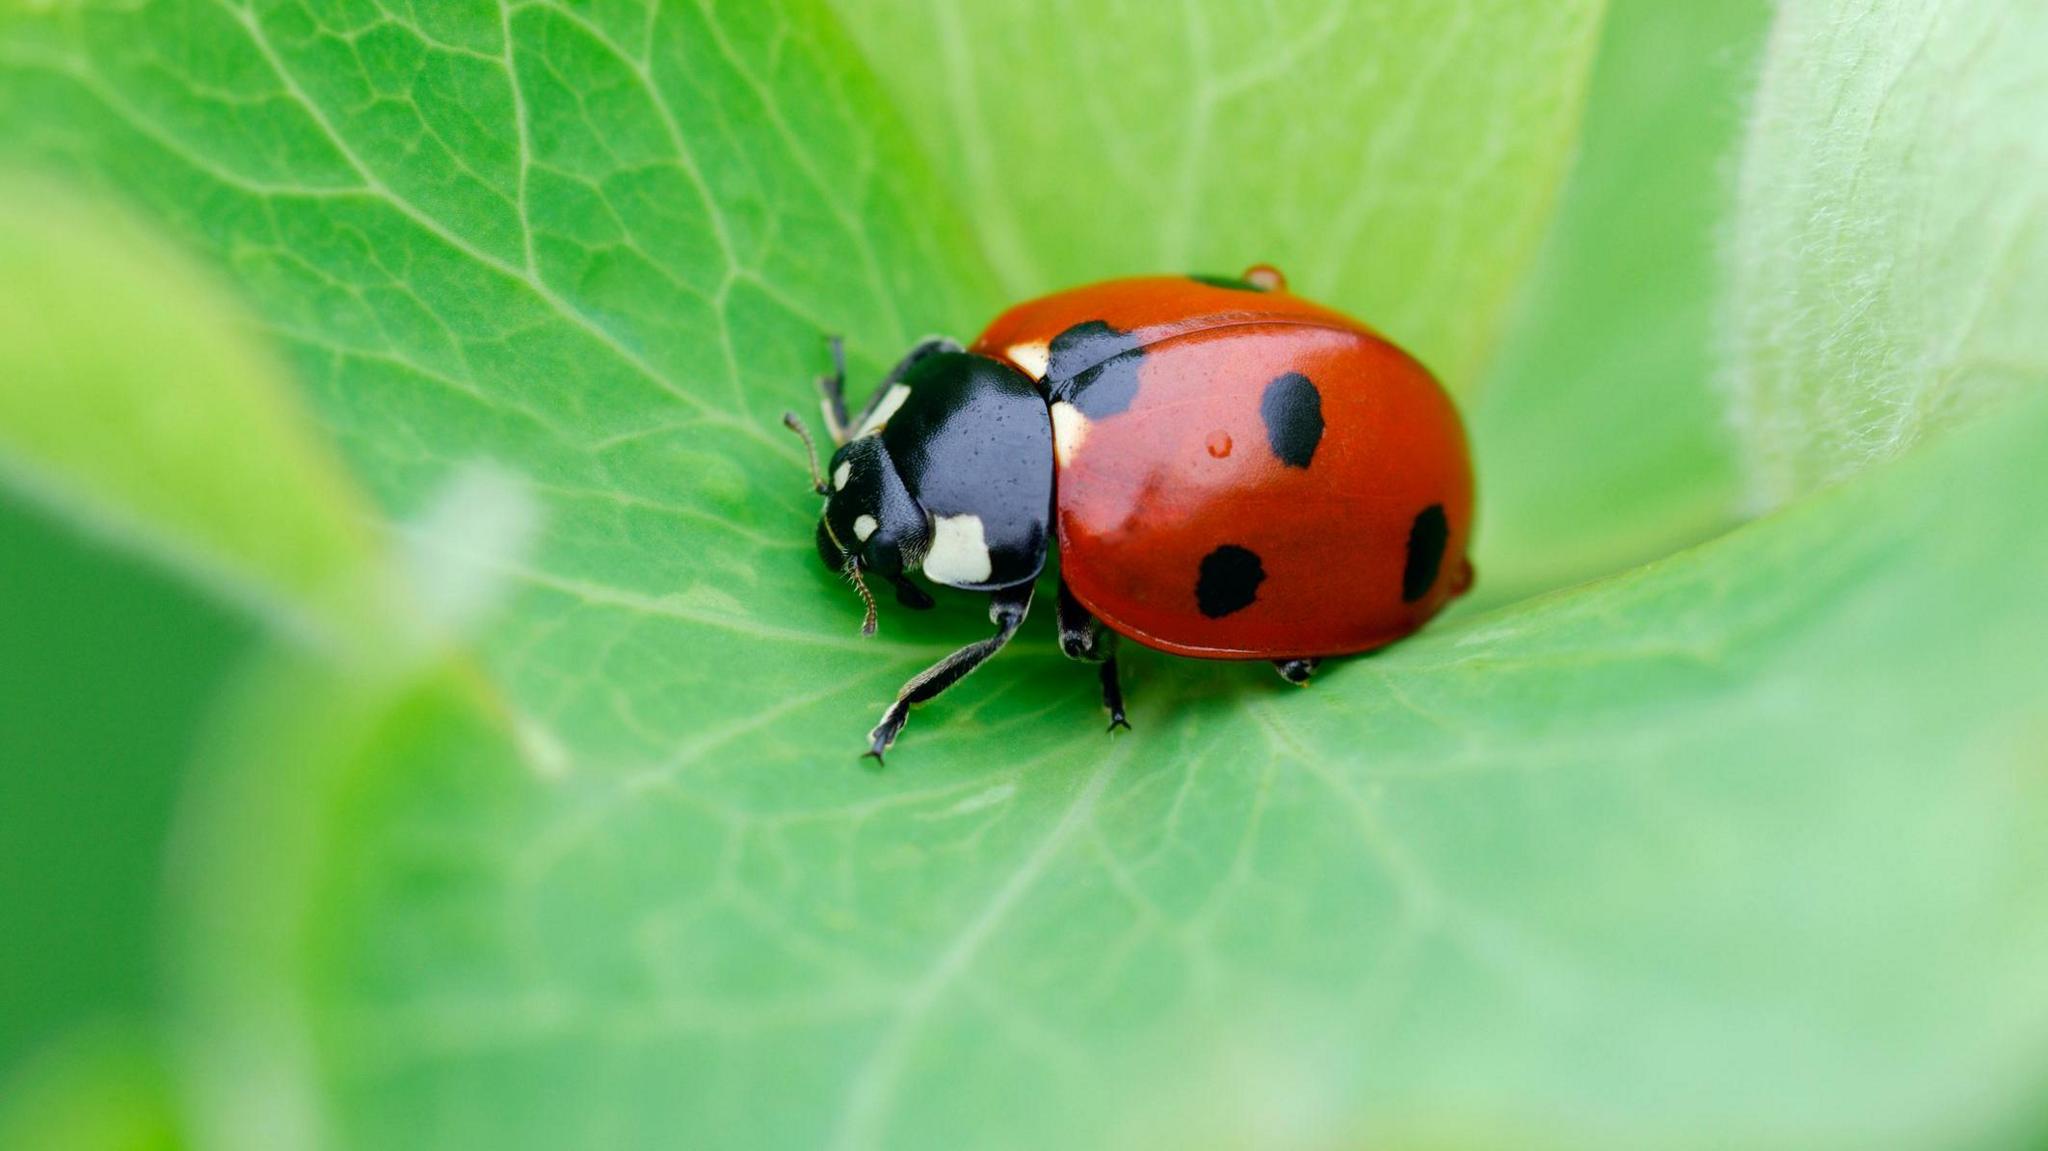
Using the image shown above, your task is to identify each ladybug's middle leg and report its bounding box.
[1057,581,1129,733]
[1273,658,1321,685]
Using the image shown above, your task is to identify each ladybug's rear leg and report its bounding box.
[1057,581,1130,732]
[866,582,1034,762]
[818,335,962,445]
[1273,658,1321,685]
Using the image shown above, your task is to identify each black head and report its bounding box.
[783,413,935,634]
[816,436,929,582]
[781,348,1052,635]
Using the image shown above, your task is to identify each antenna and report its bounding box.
[781,411,829,494]
[846,559,879,637]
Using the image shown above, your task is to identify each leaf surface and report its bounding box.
[1725,0,2048,505]
[181,392,2048,1151]
[1471,0,1773,595]
[826,0,1607,391]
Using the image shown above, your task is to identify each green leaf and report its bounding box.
[0,182,381,640]
[825,0,1608,391]
[1725,0,2048,506]
[0,494,250,1077]
[1470,0,1774,596]
[0,1026,181,1151]
[178,394,2048,1150]
[3,2,2047,1150]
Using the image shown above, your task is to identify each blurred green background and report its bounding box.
[2,0,2045,1148]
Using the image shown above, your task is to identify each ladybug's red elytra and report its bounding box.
[784,267,1475,759]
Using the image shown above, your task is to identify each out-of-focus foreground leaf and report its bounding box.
[0,182,380,640]
[0,494,240,1151]
[0,188,356,1150]
[0,1026,181,1151]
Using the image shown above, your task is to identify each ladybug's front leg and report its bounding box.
[818,335,963,445]
[866,582,1033,762]
[816,335,851,442]
[1057,581,1129,732]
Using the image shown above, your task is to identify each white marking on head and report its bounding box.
[853,383,912,438]
[921,513,993,586]
[1050,401,1090,468]
[853,513,878,542]
[832,460,852,490]
[1005,339,1051,380]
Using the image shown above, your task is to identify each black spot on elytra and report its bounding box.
[1045,320,1146,419]
[1196,544,1265,618]
[1402,504,1449,603]
[1188,273,1269,292]
[1259,372,1324,468]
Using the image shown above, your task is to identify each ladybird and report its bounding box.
[784,267,1474,759]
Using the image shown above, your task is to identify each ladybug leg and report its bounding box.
[1057,581,1130,733]
[866,582,1033,762]
[820,335,963,445]
[880,569,935,611]
[1273,658,1321,685]
[817,335,850,442]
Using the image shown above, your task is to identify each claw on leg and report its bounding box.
[1101,659,1130,732]
[865,701,909,764]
